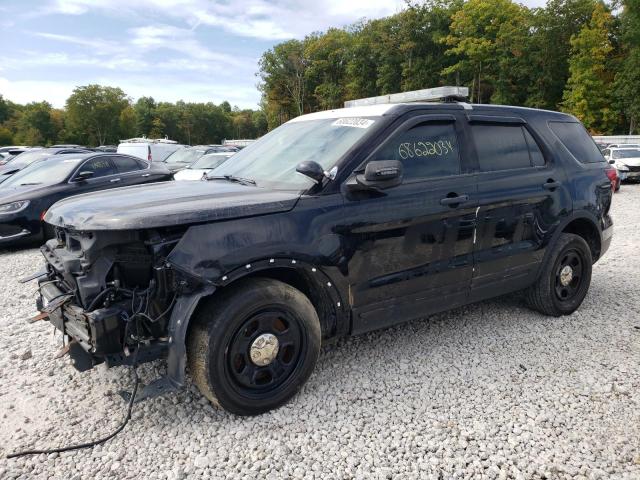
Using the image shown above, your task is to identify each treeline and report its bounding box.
[259,0,640,135]
[0,85,268,147]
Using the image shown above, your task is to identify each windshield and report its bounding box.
[1,157,83,187]
[208,117,379,190]
[164,148,205,165]
[613,149,640,159]
[6,150,52,168]
[191,153,233,169]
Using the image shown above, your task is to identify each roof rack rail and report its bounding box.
[344,86,469,108]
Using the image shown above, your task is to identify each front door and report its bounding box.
[340,113,478,334]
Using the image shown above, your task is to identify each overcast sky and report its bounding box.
[0,0,547,109]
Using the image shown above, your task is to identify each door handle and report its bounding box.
[440,194,469,206]
[110,178,121,183]
[543,180,560,190]
[141,173,151,177]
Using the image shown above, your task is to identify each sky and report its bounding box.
[0,0,547,110]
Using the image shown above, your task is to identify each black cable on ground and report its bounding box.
[6,357,141,459]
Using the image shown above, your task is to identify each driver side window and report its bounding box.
[76,157,117,179]
[371,121,460,180]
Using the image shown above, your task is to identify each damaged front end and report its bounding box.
[36,226,214,399]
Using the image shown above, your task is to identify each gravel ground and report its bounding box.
[1,187,639,480]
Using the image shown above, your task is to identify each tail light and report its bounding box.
[148,146,152,162]
[605,168,618,192]
[40,210,47,221]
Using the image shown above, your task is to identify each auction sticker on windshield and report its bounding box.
[332,118,375,128]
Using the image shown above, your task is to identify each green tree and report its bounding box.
[0,126,13,145]
[614,0,640,133]
[526,0,597,109]
[133,96,156,137]
[304,29,352,110]
[15,101,56,145]
[66,85,131,145]
[443,0,531,104]
[562,2,617,133]
[259,39,309,127]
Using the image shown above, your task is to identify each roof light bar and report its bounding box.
[344,86,469,108]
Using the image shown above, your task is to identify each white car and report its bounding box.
[173,152,234,181]
[117,137,184,162]
[603,147,640,183]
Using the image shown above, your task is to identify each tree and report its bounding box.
[614,0,640,133]
[562,2,617,133]
[525,0,597,109]
[119,106,137,139]
[66,85,131,145]
[0,126,13,145]
[133,96,156,137]
[0,95,11,124]
[15,102,56,145]
[304,29,352,110]
[259,39,309,127]
[443,0,531,104]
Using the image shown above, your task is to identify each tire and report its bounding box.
[187,278,321,416]
[525,233,593,317]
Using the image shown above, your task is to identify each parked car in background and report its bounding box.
[0,147,34,165]
[163,145,235,173]
[50,144,85,148]
[0,147,91,183]
[0,153,172,245]
[606,143,640,149]
[117,137,183,162]
[93,145,118,152]
[603,147,640,185]
[0,146,29,155]
[173,152,234,180]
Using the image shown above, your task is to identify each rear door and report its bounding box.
[467,116,572,301]
[110,155,159,187]
[341,112,479,333]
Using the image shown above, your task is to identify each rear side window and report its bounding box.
[112,155,144,173]
[472,124,537,171]
[548,122,604,163]
[372,121,460,179]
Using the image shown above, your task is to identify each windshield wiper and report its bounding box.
[206,174,256,186]
[19,182,42,186]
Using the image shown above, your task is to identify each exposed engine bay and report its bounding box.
[37,226,207,392]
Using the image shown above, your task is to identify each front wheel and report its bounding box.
[525,233,593,317]
[187,278,321,415]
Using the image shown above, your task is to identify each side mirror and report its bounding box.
[348,160,403,191]
[296,160,327,184]
[75,171,94,181]
[608,159,616,165]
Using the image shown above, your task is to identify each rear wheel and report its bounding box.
[187,278,321,415]
[525,233,593,316]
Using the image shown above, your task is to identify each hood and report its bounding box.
[44,180,300,231]
[174,169,209,181]
[0,183,59,200]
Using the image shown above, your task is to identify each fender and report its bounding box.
[534,210,603,280]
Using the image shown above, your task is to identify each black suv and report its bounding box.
[33,97,613,415]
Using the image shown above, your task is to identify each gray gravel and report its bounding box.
[1,187,640,480]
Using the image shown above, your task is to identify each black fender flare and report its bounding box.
[160,258,348,393]
[535,210,602,279]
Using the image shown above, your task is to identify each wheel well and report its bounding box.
[213,267,339,339]
[562,218,600,261]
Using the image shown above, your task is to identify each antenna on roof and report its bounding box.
[344,86,469,108]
